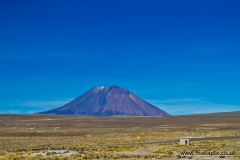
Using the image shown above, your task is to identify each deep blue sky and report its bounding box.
[0,0,240,115]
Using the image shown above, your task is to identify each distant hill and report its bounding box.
[184,111,240,116]
[38,85,170,116]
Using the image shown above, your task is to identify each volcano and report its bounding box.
[38,85,169,116]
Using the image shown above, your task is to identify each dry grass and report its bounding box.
[0,114,240,159]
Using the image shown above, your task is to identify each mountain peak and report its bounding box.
[39,85,170,116]
[93,85,121,89]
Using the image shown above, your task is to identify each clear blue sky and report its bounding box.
[0,0,240,115]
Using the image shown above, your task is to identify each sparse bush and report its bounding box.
[152,148,173,155]
[176,154,182,159]
[237,152,240,158]
[46,152,51,156]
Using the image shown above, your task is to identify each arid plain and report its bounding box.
[0,112,240,159]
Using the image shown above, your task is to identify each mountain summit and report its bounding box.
[38,85,170,116]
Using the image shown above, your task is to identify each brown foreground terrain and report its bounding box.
[0,113,240,159]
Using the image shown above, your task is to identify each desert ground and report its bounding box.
[0,112,240,159]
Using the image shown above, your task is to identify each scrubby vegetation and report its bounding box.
[0,114,240,159]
